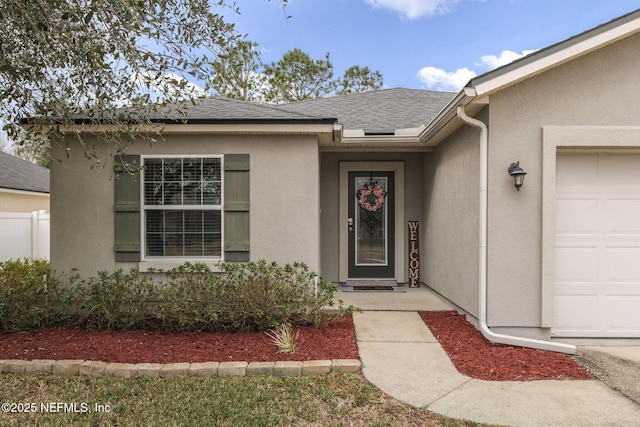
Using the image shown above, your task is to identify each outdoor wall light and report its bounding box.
[508,161,527,191]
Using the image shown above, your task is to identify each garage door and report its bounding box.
[553,152,640,337]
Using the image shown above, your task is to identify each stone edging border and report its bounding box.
[0,359,361,378]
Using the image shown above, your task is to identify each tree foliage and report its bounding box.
[263,49,336,103]
[0,0,289,166]
[0,131,50,167]
[211,47,384,103]
[209,40,267,102]
[338,65,384,95]
[11,131,51,167]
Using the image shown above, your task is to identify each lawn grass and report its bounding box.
[0,373,493,426]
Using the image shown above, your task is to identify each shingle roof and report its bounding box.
[274,88,455,133]
[0,151,50,194]
[149,96,336,123]
[146,89,456,133]
[67,88,455,133]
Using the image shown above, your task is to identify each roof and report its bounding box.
[0,151,50,194]
[143,89,455,135]
[275,88,454,134]
[153,96,340,124]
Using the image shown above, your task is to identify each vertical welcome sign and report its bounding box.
[408,221,419,288]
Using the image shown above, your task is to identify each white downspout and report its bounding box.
[456,106,576,355]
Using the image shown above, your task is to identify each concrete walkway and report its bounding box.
[345,288,640,426]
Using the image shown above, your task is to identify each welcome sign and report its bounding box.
[408,221,419,288]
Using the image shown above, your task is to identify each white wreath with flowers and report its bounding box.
[357,182,386,212]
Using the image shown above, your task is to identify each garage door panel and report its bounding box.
[603,297,640,336]
[602,199,640,235]
[556,153,598,185]
[554,295,599,334]
[555,247,598,283]
[556,199,598,235]
[606,154,640,185]
[554,152,640,337]
[602,248,640,282]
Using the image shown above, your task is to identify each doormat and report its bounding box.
[341,285,406,293]
[345,280,398,287]
[354,286,394,291]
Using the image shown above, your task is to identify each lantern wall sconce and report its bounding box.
[508,161,527,191]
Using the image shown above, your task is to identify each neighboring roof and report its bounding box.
[276,88,454,134]
[0,151,50,194]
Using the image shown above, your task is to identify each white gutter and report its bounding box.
[456,106,576,355]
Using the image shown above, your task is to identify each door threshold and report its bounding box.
[342,279,405,292]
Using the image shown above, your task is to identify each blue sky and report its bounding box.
[225,0,640,92]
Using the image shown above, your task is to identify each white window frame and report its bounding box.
[140,154,224,262]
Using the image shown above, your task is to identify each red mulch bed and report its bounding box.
[420,311,592,381]
[0,316,358,364]
[0,312,592,382]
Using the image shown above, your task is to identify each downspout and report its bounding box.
[456,106,576,355]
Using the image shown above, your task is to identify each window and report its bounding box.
[142,156,222,258]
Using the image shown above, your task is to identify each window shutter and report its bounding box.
[224,154,250,262]
[113,155,141,262]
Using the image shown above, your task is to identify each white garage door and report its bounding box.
[553,152,640,337]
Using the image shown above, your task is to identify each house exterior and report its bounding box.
[0,151,49,212]
[50,9,640,339]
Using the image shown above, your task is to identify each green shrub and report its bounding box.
[0,258,67,331]
[0,258,355,333]
[216,260,343,331]
[159,260,354,333]
[70,269,161,330]
[158,263,221,331]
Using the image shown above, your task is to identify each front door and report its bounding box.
[348,171,395,278]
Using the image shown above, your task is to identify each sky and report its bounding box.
[222,0,640,92]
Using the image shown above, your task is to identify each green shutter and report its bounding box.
[114,155,141,262]
[224,154,250,262]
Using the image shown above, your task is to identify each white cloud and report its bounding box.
[476,49,537,70]
[416,48,538,91]
[364,0,457,20]
[416,66,476,91]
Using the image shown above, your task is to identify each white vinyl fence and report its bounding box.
[0,210,50,261]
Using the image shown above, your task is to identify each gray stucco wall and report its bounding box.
[421,33,640,335]
[422,121,481,317]
[51,134,320,276]
[486,33,640,330]
[319,151,425,283]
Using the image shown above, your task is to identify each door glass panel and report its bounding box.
[355,176,388,266]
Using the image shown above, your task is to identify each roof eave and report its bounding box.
[54,120,343,145]
[0,187,50,196]
[418,9,640,147]
[469,9,640,97]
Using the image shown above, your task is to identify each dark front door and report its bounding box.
[348,171,395,278]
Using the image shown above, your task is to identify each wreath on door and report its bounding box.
[357,182,386,212]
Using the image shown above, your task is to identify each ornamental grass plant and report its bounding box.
[265,323,301,353]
